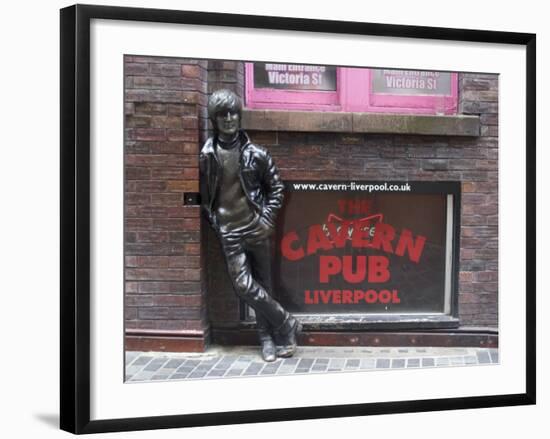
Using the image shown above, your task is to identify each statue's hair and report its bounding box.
[207,89,242,126]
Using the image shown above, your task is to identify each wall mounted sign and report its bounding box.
[274,181,461,324]
[371,69,452,96]
[253,62,337,91]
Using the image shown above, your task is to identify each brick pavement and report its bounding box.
[125,346,499,382]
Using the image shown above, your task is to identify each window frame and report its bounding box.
[245,63,459,115]
[362,68,459,114]
[245,62,343,111]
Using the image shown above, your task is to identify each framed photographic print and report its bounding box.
[60,4,536,434]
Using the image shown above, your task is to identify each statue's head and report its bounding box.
[208,89,242,139]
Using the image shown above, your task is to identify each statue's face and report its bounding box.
[215,110,240,140]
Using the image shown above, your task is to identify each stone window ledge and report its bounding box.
[242,109,480,137]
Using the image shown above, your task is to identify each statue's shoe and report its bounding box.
[260,337,277,362]
[275,318,302,358]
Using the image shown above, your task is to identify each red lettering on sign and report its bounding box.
[354,290,365,303]
[379,289,392,303]
[320,290,332,304]
[369,256,390,282]
[395,228,426,263]
[337,199,371,215]
[280,231,305,261]
[303,289,401,304]
[371,223,395,253]
[342,255,367,283]
[320,255,391,283]
[392,289,401,303]
[304,290,315,304]
[307,224,333,255]
[342,290,353,304]
[319,255,342,283]
[281,221,426,263]
[365,290,378,303]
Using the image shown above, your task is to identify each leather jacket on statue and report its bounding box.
[199,130,285,232]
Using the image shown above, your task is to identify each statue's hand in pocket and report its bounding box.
[249,215,274,241]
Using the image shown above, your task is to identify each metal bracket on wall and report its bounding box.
[183,192,201,205]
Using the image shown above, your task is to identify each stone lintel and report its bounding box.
[242,109,480,137]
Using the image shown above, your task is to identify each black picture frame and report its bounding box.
[60,4,536,434]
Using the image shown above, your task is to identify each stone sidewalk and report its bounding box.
[125,345,499,383]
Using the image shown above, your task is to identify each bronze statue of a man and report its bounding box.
[199,89,301,362]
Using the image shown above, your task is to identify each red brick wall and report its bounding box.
[457,73,499,327]
[124,56,209,350]
[207,60,245,97]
